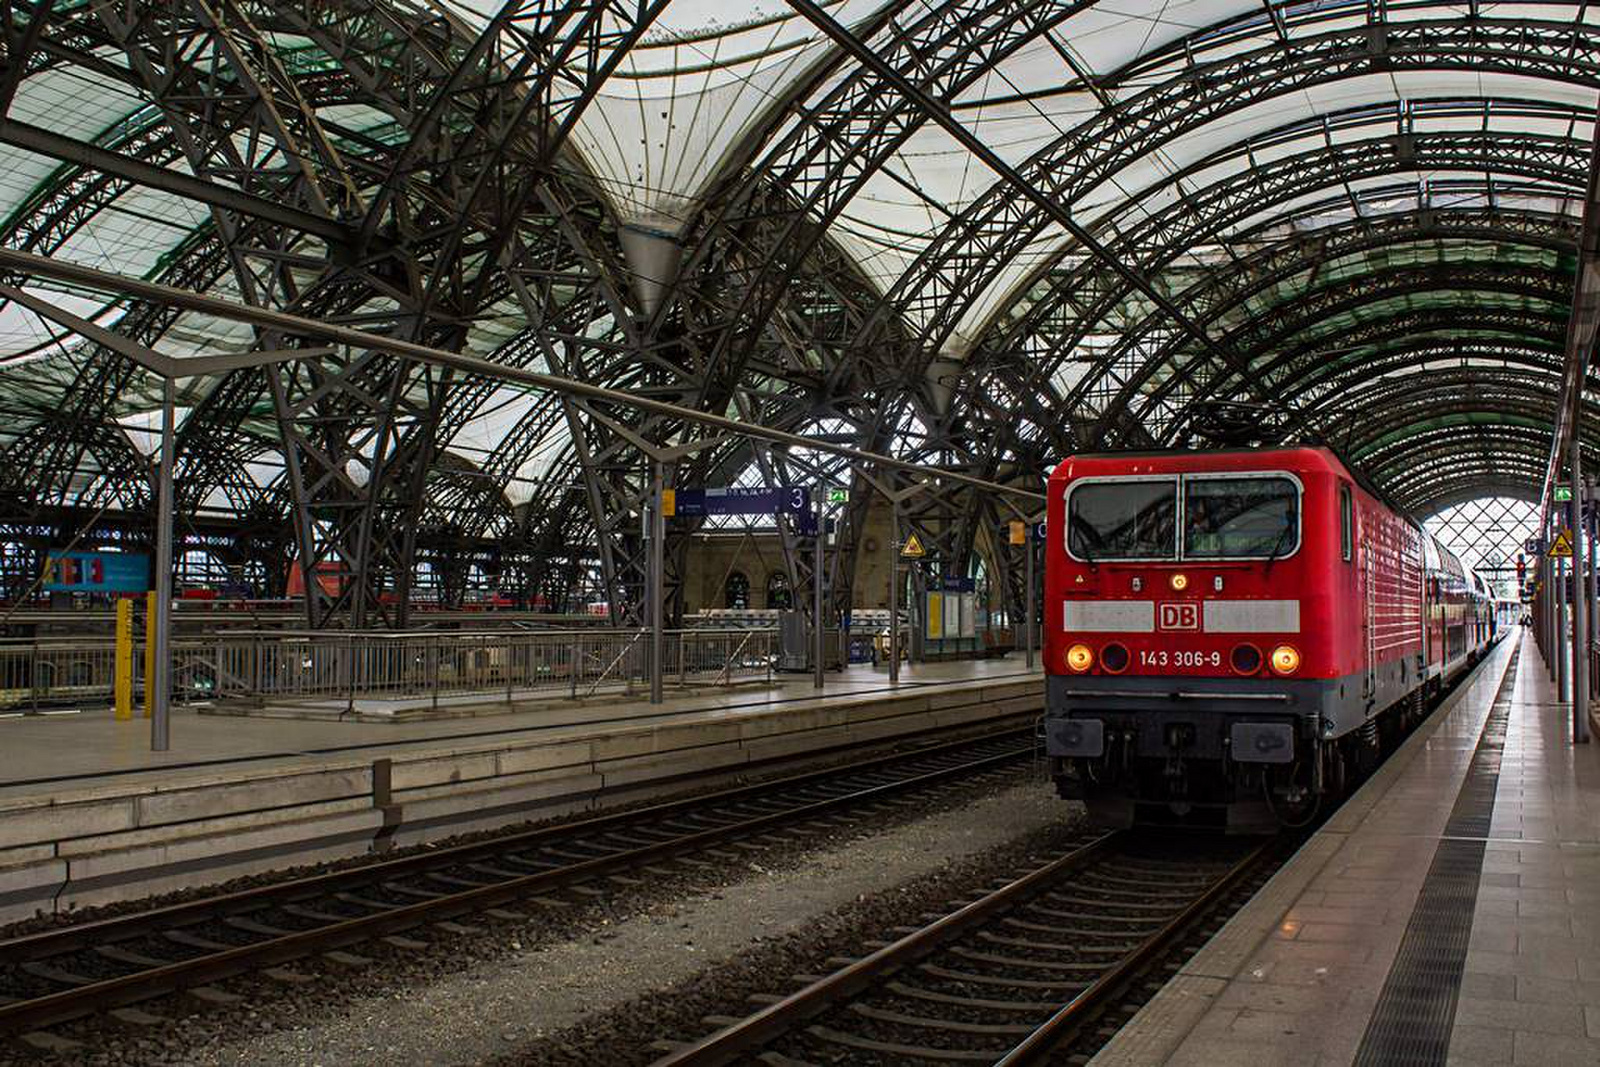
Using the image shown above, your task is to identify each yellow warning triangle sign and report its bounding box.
[1549,529,1574,559]
[901,532,927,559]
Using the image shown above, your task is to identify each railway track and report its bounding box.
[0,726,1036,1044]
[651,831,1273,1066]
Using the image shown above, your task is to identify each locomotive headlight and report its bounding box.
[1269,645,1301,675]
[1066,643,1094,672]
[1170,573,1189,591]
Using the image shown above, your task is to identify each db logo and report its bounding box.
[1158,602,1199,631]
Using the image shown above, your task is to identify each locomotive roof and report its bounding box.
[1050,445,1414,526]
[1050,446,1484,582]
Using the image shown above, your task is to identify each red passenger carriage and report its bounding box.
[1042,446,1492,831]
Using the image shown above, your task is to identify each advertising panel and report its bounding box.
[42,551,149,593]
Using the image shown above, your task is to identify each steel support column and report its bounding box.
[889,499,900,688]
[1577,448,1592,740]
[812,487,824,691]
[1024,531,1035,671]
[1547,511,1559,674]
[1590,478,1598,653]
[151,378,175,752]
[649,461,664,705]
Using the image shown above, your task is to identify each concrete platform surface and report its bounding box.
[0,658,1034,796]
[0,658,1042,923]
[1093,633,1600,1066]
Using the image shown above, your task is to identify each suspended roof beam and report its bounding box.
[0,118,364,249]
[0,246,1041,502]
[780,0,1319,446]
[1545,93,1600,511]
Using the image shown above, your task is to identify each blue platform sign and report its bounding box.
[669,486,807,518]
[43,551,149,593]
[940,575,976,593]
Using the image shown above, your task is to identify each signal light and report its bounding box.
[1269,645,1301,675]
[1170,573,1189,591]
[1066,643,1094,673]
[1100,642,1130,674]
[1231,643,1262,675]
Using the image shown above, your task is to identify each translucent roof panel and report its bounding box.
[0,0,1590,525]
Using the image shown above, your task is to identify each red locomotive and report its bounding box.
[1042,446,1495,831]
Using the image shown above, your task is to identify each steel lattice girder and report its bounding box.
[0,0,665,623]
[838,14,1600,542]
[3,0,1599,620]
[913,195,1581,560]
[1079,208,1578,441]
[556,0,1102,625]
[965,123,1587,447]
[1371,422,1556,511]
[866,11,1600,376]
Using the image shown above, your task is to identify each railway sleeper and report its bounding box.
[803,1025,995,1062]
[105,1007,165,1029]
[917,963,1088,991]
[884,982,1061,1013]
[976,932,1132,956]
[92,946,169,969]
[848,1002,1037,1035]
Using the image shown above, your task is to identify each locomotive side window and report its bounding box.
[1067,479,1177,560]
[1340,485,1353,562]
[1182,476,1299,559]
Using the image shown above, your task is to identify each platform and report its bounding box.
[1093,633,1600,1066]
[0,659,1040,923]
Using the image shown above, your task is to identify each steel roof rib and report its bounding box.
[0,0,1590,614]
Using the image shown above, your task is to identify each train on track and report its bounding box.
[1041,446,1507,832]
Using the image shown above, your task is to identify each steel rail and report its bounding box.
[994,840,1271,1065]
[0,726,1034,1035]
[651,835,1270,1067]
[650,832,1121,1067]
[0,248,1043,502]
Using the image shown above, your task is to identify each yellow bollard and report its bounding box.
[114,599,133,720]
[143,593,157,718]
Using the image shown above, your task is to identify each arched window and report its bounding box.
[766,571,793,609]
[725,570,750,609]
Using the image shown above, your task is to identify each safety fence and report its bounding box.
[0,628,776,715]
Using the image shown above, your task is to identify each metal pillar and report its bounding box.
[1024,532,1036,670]
[1558,541,1569,702]
[1547,511,1558,676]
[151,378,175,752]
[813,487,824,691]
[888,501,899,687]
[649,461,664,705]
[1576,450,1592,741]
[1580,479,1593,646]
[911,565,925,665]
[1580,483,1593,652]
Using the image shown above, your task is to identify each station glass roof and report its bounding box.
[0,0,1593,541]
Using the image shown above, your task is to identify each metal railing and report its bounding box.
[0,628,775,715]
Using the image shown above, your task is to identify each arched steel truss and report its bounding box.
[0,0,1595,623]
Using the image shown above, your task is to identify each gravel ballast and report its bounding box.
[171,777,1069,1067]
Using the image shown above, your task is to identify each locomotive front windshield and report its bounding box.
[1067,474,1299,560]
[1068,479,1177,559]
[1183,476,1299,559]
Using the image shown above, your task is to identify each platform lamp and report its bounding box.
[2,282,331,751]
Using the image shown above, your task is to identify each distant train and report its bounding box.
[1041,446,1498,832]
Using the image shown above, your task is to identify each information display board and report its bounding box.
[665,486,807,518]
